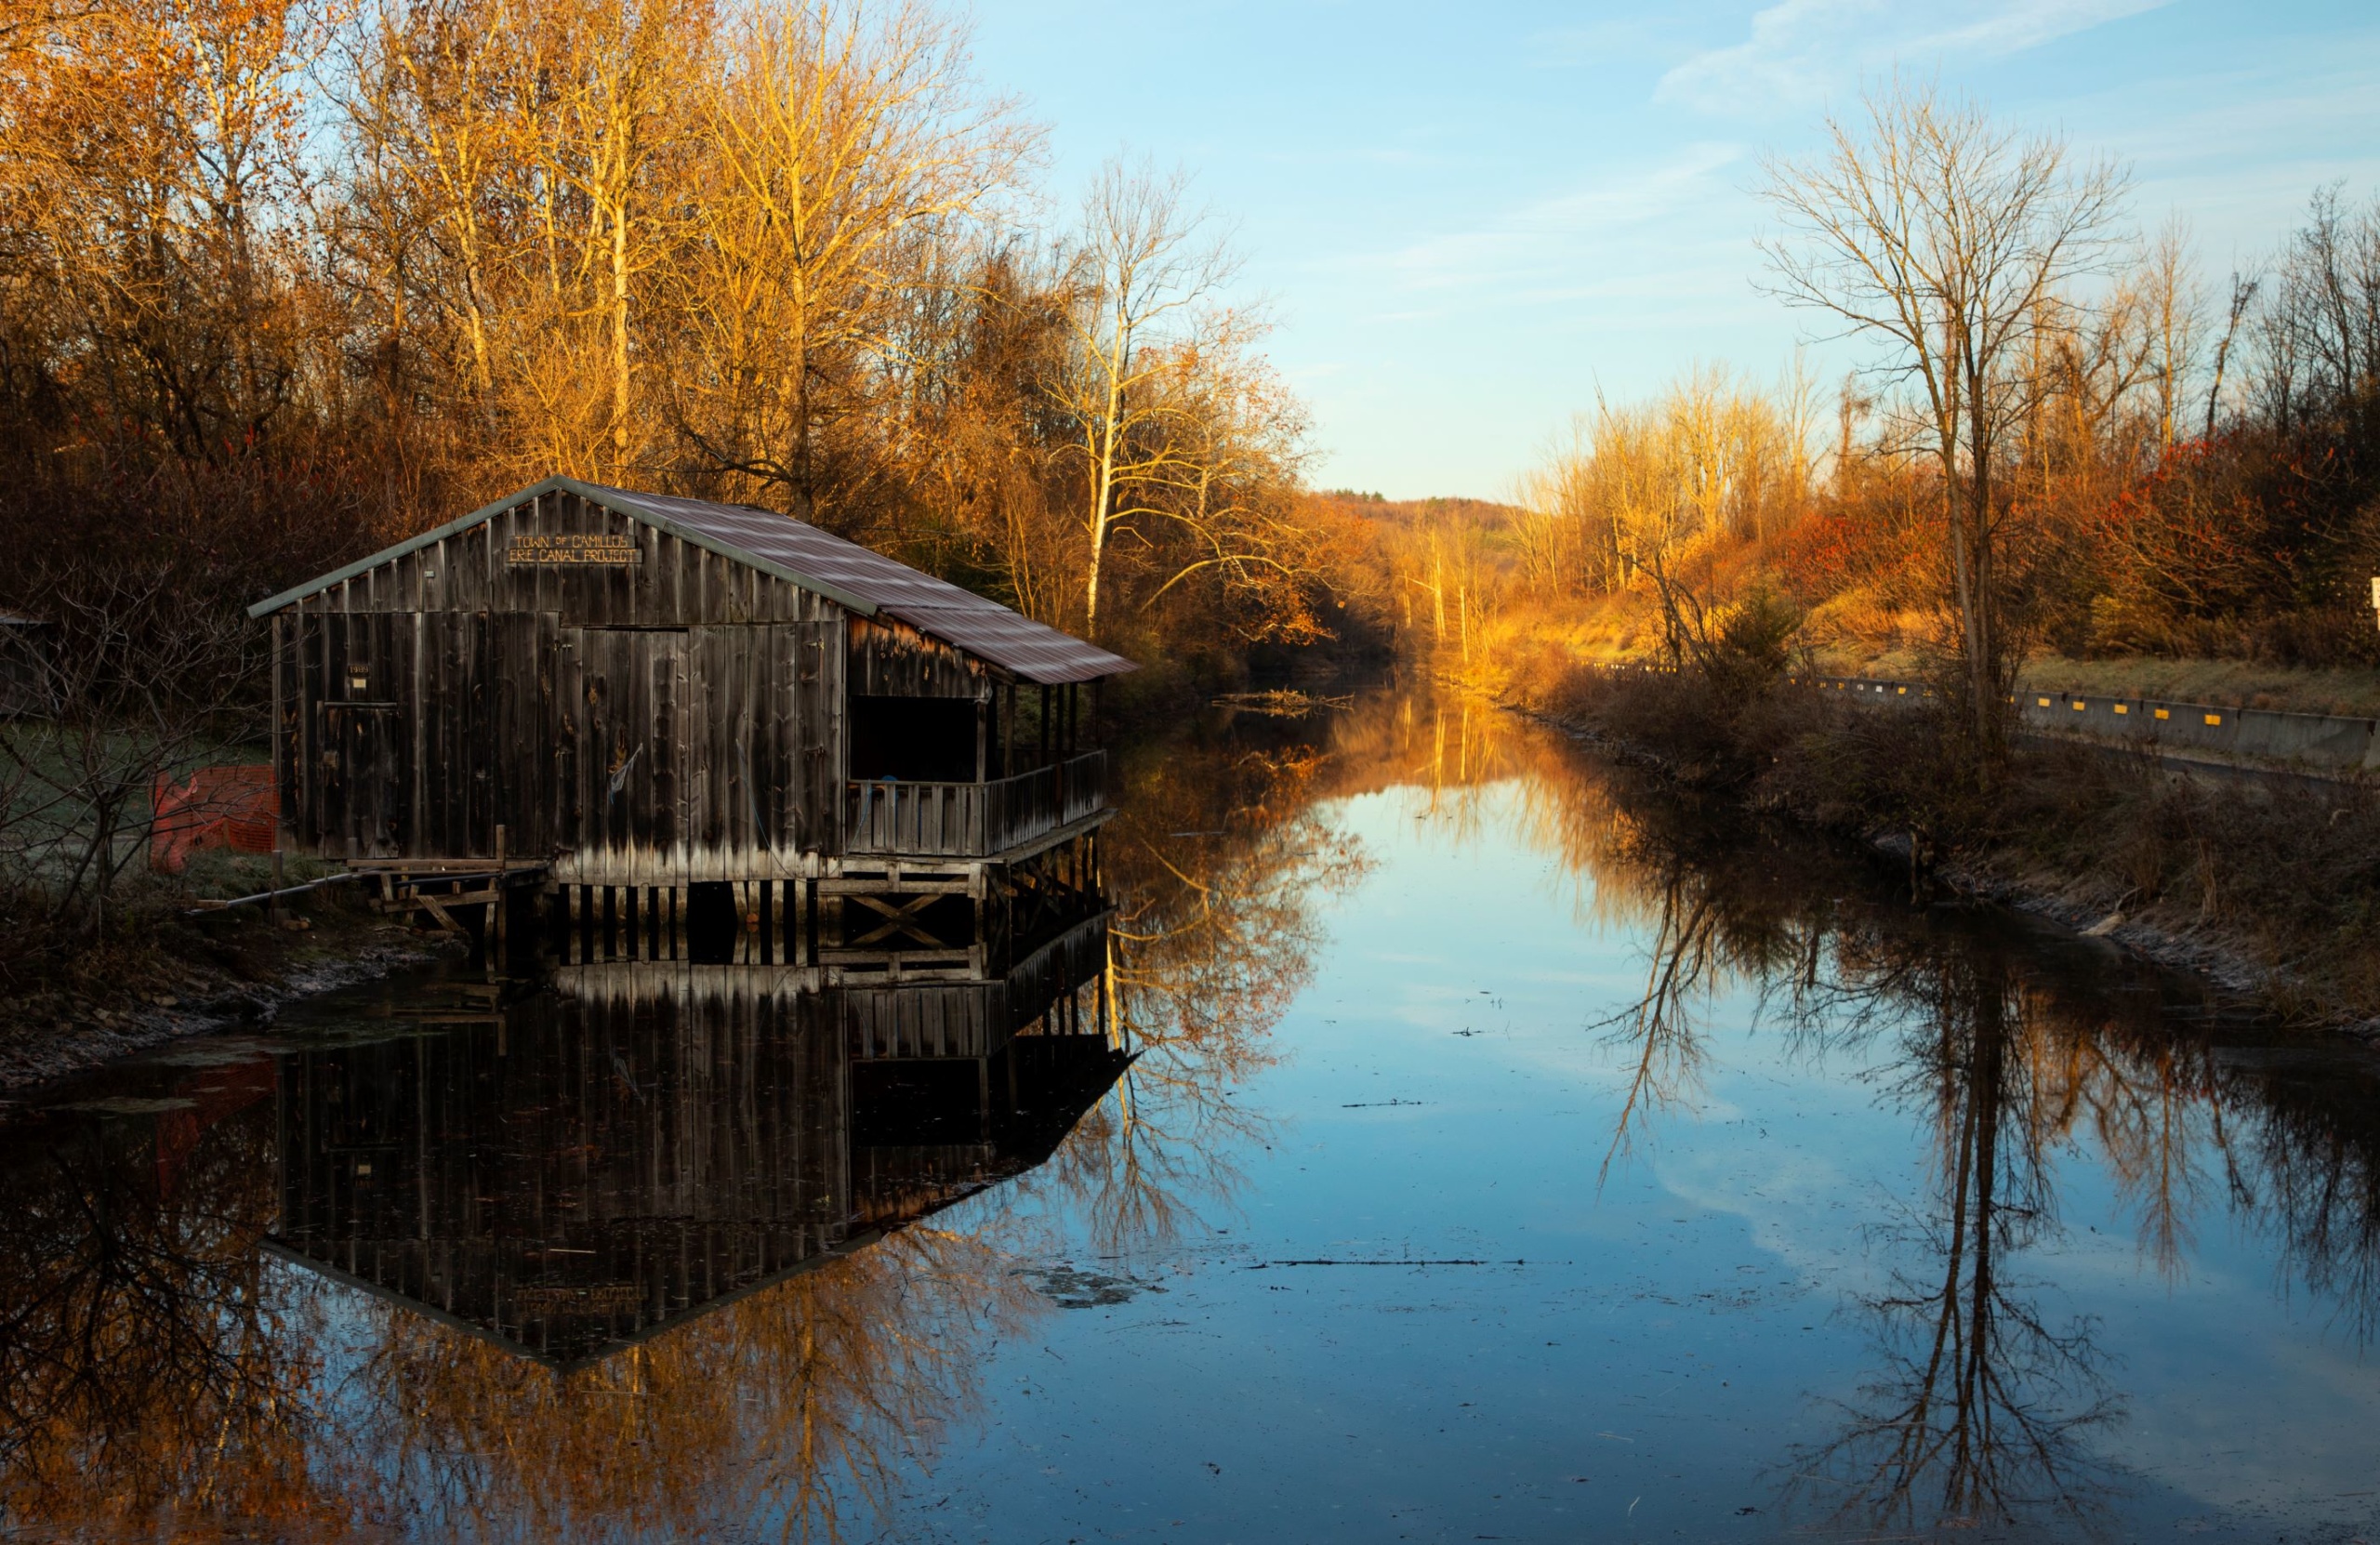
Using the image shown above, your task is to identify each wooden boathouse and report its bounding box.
[248,475,1132,965]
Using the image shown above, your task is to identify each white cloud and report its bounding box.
[1659,0,2174,115]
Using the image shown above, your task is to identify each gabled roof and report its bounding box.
[248,475,1135,685]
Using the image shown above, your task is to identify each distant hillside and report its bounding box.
[1303,490,1522,533]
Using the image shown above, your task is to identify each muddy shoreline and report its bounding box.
[0,913,457,1103]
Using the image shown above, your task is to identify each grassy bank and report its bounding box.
[1478,648,2380,1035]
[1815,648,2380,720]
[1426,586,2380,720]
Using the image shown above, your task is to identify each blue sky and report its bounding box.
[969,0,2380,498]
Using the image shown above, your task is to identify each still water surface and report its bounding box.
[3,692,2378,1542]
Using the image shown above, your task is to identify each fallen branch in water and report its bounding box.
[1210,689,1355,715]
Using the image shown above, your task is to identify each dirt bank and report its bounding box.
[0,890,458,1101]
[1510,672,2380,1043]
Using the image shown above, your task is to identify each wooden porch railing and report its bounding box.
[845,749,1107,859]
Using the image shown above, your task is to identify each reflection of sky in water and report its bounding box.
[8,717,2380,1542]
[901,778,2380,1543]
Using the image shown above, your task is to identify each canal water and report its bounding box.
[3,691,2377,1542]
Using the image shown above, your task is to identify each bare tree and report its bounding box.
[1758,78,2128,759]
[680,0,1033,521]
[1516,367,1811,618]
[0,565,258,957]
[1049,159,1233,637]
[1126,317,1323,638]
[2141,216,2203,451]
[2250,183,2380,439]
[2203,270,2259,439]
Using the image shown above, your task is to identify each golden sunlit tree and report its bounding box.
[1757,76,2128,759]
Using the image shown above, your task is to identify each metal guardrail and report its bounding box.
[1810,674,2380,774]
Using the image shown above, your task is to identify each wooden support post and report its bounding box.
[492,825,508,962]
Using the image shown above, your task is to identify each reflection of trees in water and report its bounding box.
[1087,714,1372,1256]
[1787,944,2123,1538]
[0,1091,337,1535]
[1574,824,2136,1533]
[0,1092,1041,1542]
[1503,723,2380,1536]
[1592,877,1718,1180]
[9,693,2375,1541]
[1272,691,2152,1527]
[2247,1078,2380,1336]
[327,1225,1038,1543]
[0,706,1378,1541]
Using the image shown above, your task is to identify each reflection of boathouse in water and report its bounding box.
[247,474,1134,971]
[265,944,1128,1369]
[237,485,1133,1365]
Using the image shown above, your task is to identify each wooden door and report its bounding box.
[311,612,408,858]
[561,627,689,881]
[407,611,555,860]
[685,623,841,866]
[321,703,402,856]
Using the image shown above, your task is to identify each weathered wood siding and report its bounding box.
[848,615,988,698]
[284,489,834,626]
[273,490,850,878]
[557,622,841,882]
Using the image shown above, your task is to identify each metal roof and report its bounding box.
[249,476,1135,685]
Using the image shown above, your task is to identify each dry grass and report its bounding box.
[2013,656,2380,718]
[1988,741,2380,1018]
[1500,647,2380,1027]
[1804,643,2380,718]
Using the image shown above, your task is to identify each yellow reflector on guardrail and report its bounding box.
[2154,708,2170,720]
[2113,704,2127,714]
[2205,713,2223,726]
[2037,696,2051,706]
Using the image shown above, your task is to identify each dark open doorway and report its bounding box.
[848,693,976,782]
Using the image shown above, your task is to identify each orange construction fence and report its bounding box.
[150,764,277,874]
